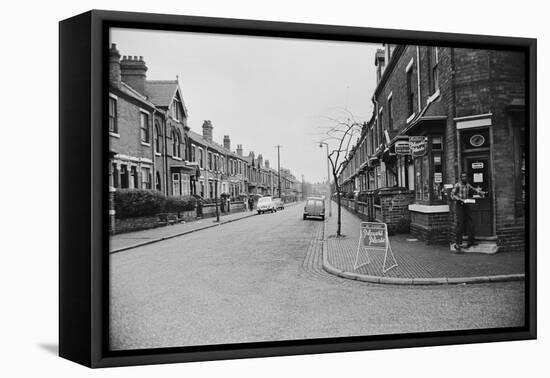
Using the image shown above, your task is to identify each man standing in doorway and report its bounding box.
[451,172,486,253]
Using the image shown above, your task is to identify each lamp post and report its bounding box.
[214,170,220,222]
[319,142,332,217]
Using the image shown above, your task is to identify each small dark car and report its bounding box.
[303,197,325,220]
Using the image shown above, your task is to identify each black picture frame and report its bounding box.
[59,9,537,368]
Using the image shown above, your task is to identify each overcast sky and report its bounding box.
[111,28,380,183]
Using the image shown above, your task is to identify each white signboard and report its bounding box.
[354,222,398,273]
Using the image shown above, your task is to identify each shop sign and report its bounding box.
[410,136,427,157]
[354,222,397,273]
[395,139,411,155]
[434,172,442,183]
[472,162,484,169]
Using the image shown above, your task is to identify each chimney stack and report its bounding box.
[258,154,263,168]
[120,55,148,94]
[202,120,213,142]
[265,160,270,169]
[109,44,121,88]
[236,144,243,157]
[223,135,231,150]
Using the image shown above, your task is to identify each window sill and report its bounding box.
[109,132,120,138]
[155,152,161,156]
[408,203,449,213]
[172,156,182,161]
[406,113,416,124]
[141,142,151,147]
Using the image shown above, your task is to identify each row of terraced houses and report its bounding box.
[108,43,301,206]
[337,44,526,252]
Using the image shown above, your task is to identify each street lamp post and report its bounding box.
[319,142,332,217]
[214,171,220,222]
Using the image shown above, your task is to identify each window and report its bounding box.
[172,98,183,121]
[378,109,384,145]
[190,145,196,162]
[432,137,444,201]
[141,167,151,189]
[172,173,180,196]
[109,97,117,133]
[430,47,439,94]
[120,165,129,188]
[111,163,119,188]
[181,174,190,195]
[406,68,415,116]
[208,152,213,170]
[413,136,444,203]
[155,172,162,191]
[140,112,150,143]
[131,166,139,189]
[199,180,205,198]
[172,130,181,158]
[387,97,393,130]
[154,122,161,153]
[199,148,204,168]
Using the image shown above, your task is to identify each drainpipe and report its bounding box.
[163,118,169,196]
[416,46,422,112]
[151,109,156,191]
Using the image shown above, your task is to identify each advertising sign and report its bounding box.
[361,222,387,248]
[410,136,427,157]
[354,222,397,273]
[395,139,411,155]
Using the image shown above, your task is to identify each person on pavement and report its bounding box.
[451,172,486,253]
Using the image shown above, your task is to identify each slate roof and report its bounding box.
[187,129,235,156]
[144,80,179,108]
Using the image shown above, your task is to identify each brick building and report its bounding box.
[108,43,194,196]
[109,43,302,205]
[338,44,525,251]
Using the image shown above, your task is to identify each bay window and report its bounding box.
[413,135,445,203]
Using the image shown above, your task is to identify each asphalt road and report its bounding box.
[110,203,525,350]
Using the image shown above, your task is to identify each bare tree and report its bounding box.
[319,109,365,237]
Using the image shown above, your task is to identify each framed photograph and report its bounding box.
[59,10,536,368]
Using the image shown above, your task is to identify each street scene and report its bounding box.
[108,29,526,350]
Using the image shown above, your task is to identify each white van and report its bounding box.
[256,196,277,214]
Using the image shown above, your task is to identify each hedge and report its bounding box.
[115,189,166,219]
[114,189,197,219]
[165,195,196,213]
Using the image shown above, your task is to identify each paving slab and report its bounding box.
[323,203,524,284]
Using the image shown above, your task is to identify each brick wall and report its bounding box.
[378,188,415,228]
[109,91,154,160]
[410,210,450,244]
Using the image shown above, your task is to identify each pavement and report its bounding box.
[110,202,300,253]
[323,204,525,285]
[110,202,524,350]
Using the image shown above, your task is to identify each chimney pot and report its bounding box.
[109,44,121,88]
[202,120,213,142]
[223,135,231,151]
[120,53,148,94]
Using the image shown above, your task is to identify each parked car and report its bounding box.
[257,196,277,214]
[303,197,325,220]
[273,198,285,210]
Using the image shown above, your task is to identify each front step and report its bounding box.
[450,242,499,254]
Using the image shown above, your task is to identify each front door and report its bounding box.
[462,154,493,236]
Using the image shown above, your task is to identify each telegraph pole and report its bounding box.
[276,145,282,198]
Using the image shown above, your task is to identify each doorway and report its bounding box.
[462,154,493,236]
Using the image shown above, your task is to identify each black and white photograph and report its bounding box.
[107,27,527,351]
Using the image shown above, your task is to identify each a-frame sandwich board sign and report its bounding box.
[353,222,398,274]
